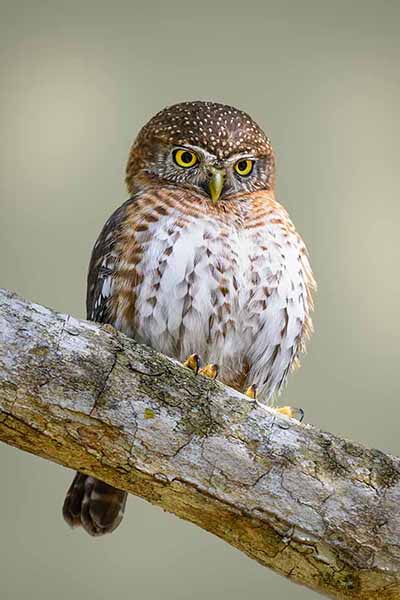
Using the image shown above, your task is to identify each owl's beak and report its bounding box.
[208,168,225,204]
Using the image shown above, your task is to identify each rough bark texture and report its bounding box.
[0,288,399,599]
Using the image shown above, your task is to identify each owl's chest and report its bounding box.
[127,215,249,353]
[113,209,288,365]
[109,203,311,396]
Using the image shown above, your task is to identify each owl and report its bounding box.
[63,101,315,536]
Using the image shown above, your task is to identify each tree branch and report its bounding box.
[0,288,399,599]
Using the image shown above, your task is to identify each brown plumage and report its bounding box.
[63,101,315,536]
[126,101,274,192]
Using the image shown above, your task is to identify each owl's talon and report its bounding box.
[183,353,201,375]
[199,363,219,380]
[275,406,304,422]
[245,384,257,400]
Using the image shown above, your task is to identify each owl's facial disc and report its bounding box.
[153,141,271,202]
[125,102,276,196]
[170,144,226,203]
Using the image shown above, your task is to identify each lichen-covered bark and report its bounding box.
[0,288,399,599]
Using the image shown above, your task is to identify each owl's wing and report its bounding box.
[86,198,133,323]
[63,197,137,537]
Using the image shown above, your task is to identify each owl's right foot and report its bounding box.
[199,363,219,379]
[183,354,219,380]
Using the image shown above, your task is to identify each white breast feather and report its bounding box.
[120,207,311,403]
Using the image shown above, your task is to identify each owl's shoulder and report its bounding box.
[86,195,142,322]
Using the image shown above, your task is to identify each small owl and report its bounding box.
[63,101,315,536]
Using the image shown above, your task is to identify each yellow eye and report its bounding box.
[235,159,254,177]
[173,148,198,168]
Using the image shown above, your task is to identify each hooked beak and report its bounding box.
[208,168,225,204]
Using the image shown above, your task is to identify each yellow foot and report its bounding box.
[275,406,304,422]
[245,384,257,399]
[244,384,304,422]
[183,353,200,375]
[199,363,219,380]
[183,355,219,380]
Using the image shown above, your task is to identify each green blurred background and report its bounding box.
[1,1,399,598]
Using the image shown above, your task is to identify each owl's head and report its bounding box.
[126,101,275,203]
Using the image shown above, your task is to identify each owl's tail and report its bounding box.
[62,472,127,536]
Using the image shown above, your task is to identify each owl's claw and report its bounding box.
[199,363,219,380]
[245,385,304,422]
[245,384,257,399]
[275,406,305,422]
[183,355,219,380]
[183,353,201,375]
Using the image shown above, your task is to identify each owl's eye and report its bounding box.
[173,148,199,168]
[234,159,254,177]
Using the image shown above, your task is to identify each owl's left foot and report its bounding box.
[275,406,304,422]
[245,385,304,422]
[183,354,219,380]
[245,384,258,399]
